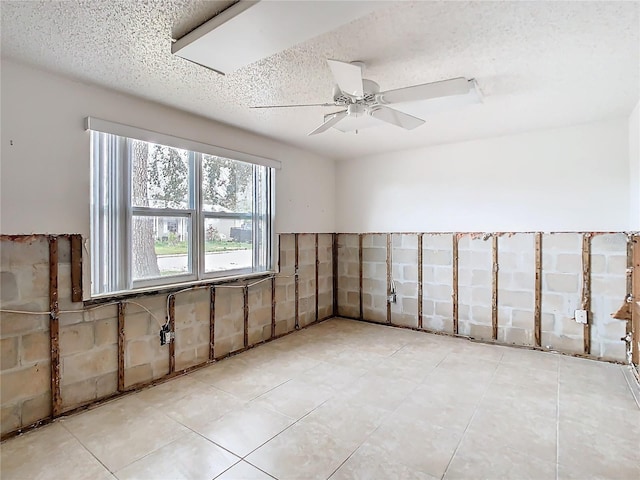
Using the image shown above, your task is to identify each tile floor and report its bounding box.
[1,318,639,480]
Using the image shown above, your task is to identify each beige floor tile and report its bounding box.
[330,444,439,480]
[251,377,335,419]
[500,348,560,371]
[216,461,275,479]
[162,382,246,431]
[193,362,292,400]
[114,431,239,480]
[444,435,556,480]
[196,402,295,457]
[0,423,114,480]
[362,413,463,478]
[246,420,358,480]
[395,392,477,432]
[134,375,204,409]
[60,396,189,472]
[296,361,368,391]
[339,372,418,411]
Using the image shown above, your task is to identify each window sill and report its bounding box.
[84,270,276,306]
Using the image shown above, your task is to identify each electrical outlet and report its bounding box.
[388,293,397,304]
[574,309,588,324]
[159,325,173,345]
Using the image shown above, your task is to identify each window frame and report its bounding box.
[88,117,278,298]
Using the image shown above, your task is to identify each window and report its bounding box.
[89,119,276,296]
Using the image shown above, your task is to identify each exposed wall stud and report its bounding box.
[534,232,542,347]
[70,234,83,302]
[49,236,62,417]
[117,302,125,391]
[294,233,299,329]
[315,233,319,322]
[582,233,592,355]
[386,233,392,325]
[492,234,499,340]
[359,234,364,320]
[632,235,639,365]
[209,287,215,360]
[332,233,338,316]
[168,295,176,374]
[271,277,276,339]
[417,233,423,329]
[243,285,249,347]
[452,234,459,335]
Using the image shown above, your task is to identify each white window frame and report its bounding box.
[88,117,279,297]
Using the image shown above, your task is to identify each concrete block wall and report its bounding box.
[391,234,418,328]
[337,234,359,319]
[0,233,333,437]
[458,235,493,340]
[422,234,453,333]
[497,234,536,346]
[297,234,316,328]
[0,236,52,434]
[362,234,387,323]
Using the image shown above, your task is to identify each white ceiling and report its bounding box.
[1,1,638,161]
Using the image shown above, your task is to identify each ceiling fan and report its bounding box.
[251,59,479,136]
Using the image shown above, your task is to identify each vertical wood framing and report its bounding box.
[492,235,499,340]
[49,236,62,417]
[294,233,299,329]
[243,285,249,347]
[117,302,125,391]
[168,295,176,374]
[452,234,459,335]
[70,234,83,303]
[632,235,640,365]
[271,277,276,339]
[315,233,319,322]
[209,287,215,360]
[332,233,338,316]
[581,234,592,355]
[417,233,423,329]
[386,233,392,325]
[534,233,542,347]
[359,234,363,320]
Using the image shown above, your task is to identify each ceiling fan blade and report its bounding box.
[377,77,471,104]
[308,110,348,136]
[327,59,363,97]
[369,106,425,130]
[250,103,336,109]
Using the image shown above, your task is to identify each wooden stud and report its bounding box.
[271,276,276,339]
[386,233,392,325]
[632,235,639,365]
[359,234,363,320]
[243,285,249,347]
[492,234,499,340]
[582,234,592,355]
[333,233,338,316]
[294,233,299,329]
[168,295,176,374]
[418,233,423,329]
[452,234,459,335]
[534,232,542,347]
[315,233,319,322]
[209,287,215,360]
[49,236,62,417]
[70,234,83,303]
[117,302,125,391]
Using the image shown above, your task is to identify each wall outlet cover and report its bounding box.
[575,309,588,324]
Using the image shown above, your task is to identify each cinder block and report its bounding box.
[21,330,51,363]
[424,250,451,266]
[96,371,118,398]
[511,310,535,329]
[60,323,94,355]
[424,234,453,250]
[591,233,627,252]
[0,363,50,404]
[543,233,581,252]
[500,290,534,309]
[0,271,18,302]
[1,337,18,370]
[499,327,533,346]
[471,305,492,323]
[61,378,97,411]
[434,301,452,317]
[591,276,625,297]
[401,297,418,315]
[403,265,418,281]
[606,255,627,275]
[393,249,417,265]
[555,254,582,273]
[0,309,48,336]
[123,313,152,340]
[21,392,51,425]
[124,363,153,387]
[544,273,579,293]
[471,269,491,286]
[469,323,493,340]
[63,347,117,385]
[1,403,21,435]
[471,287,491,306]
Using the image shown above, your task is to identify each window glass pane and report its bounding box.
[132,215,192,280]
[204,217,252,273]
[202,155,253,213]
[132,140,190,209]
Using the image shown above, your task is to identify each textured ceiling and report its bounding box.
[1,0,639,160]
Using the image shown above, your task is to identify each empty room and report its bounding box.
[1,1,639,479]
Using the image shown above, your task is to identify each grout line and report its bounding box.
[440,352,503,479]
[58,420,121,475]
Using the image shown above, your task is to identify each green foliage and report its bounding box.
[148,145,188,208]
[154,240,251,256]
[202,156,252,212]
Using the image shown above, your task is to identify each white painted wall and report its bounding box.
[336,119,630,233]
[0,60,335,236]
[629,101,639,230]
